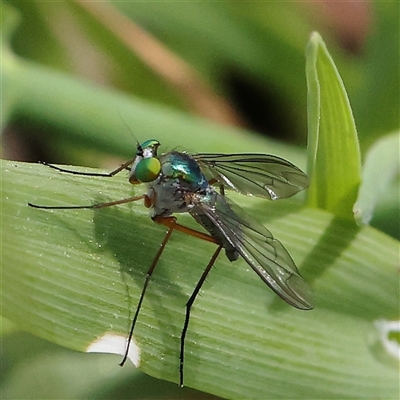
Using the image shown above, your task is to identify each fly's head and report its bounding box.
[129,139,161,184]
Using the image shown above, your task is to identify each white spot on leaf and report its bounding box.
[86,333,140,367]
[374,319,400,360]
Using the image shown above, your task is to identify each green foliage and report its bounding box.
[306,32,361,219]
[2,2,399,400]
[354,131,400,227]
[2,159,399,399]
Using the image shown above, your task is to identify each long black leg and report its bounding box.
[179,245,222,387]
[119,225,175,366]
[28,195,145,210]
[38,159,135,177]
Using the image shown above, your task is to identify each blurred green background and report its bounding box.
[2,1,399,399]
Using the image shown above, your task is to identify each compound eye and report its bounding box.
[134,157,161,182]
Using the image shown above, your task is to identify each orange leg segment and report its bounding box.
[153,216,218,245]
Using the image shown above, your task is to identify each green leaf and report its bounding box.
[1,159,398,399]
[354,131,400,225]
[306,32,362,219]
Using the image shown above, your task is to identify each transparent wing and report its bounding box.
[193,194,314,310]
[192,153,309,200]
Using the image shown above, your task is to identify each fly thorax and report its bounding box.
[148,175,194,218]
[160,152,208,190]
[149,151,212,219]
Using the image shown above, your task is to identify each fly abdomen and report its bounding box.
[189,209,239,262]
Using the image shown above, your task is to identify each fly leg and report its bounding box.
[153,216,217,244]
[119,222,175,366]
[37,158,135,177]
[154,215,222,387]
[28,195,145,210]
[120,214,218,366]
[28,191,151,366]
[28,159,144,209]
[180,245,222,387]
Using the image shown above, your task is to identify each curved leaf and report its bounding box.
[306,32,362,219]
[1,160,398,399]
[354,131,400,225]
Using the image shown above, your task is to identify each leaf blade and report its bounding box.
[1,160,398,399]
[354,131,400,225]
[306,32,362,219]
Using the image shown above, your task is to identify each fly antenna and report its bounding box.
[117,109,142,152]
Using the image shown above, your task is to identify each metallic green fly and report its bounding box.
[28,139,314,386]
